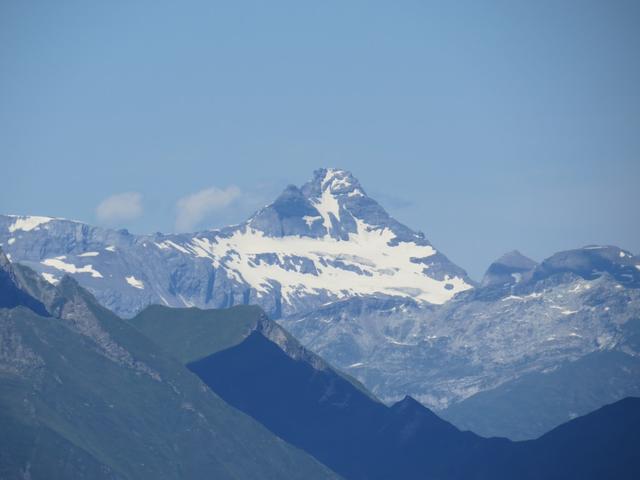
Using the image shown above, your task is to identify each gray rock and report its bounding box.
[279,246,640,437]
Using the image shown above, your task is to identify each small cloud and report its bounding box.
[96,192,143,224]
[175,186,241,231]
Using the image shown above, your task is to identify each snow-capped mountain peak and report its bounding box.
[249,168,434,245]
[0,168,474,317]
[187,168,474,312]
[305,168,365,202]
[249,168,379,240]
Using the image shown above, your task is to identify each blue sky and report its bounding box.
[1,0,639,279]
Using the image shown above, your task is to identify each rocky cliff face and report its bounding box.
[279,245,640,437]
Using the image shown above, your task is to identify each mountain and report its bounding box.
[441,349,640,440]
[129,304,497,478]
[3,239,639,478]
[128,302,640,479]
[0,249,49,316]
[510,396,640,480]
[3,169,640,441]
[280,245,640,438]
[480,250,537,288]
[0,168,472,319]
[186,332,503,480]
[0,250,338,480]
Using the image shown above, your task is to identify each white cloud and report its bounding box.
[175,185,241,231]
[96,192,143,224]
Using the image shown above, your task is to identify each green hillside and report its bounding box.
[131,304,262,363]
[0,252,339,480]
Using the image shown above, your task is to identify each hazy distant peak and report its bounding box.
[481,250,537,287]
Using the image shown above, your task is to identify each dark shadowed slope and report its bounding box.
[190,333,640,479]
[189,331,398,479]
[187,330,508,480]
[513,397,640,480]
[131,302,640,479]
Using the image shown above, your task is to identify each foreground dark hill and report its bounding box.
[131,304,640,480]
[188,331,508,480]
[0,250,338,480]
[513,396,640,480]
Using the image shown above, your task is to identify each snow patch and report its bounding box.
[155,240,191,255]
[78,251,99,257]
[183,219,471,306]
[550,305,578,315]
[178,294,194,307]
[302,215,321,227]
[7,238,15,245]
[125,275,144,289]
[312,185,341,232]
[41,272,59,285]
[158,293,170,306]
[502,292,541,302]
[329,174,353,191]
[8,216,52,232]
[105,245,116,252]
[41,258,103,278]
[387,338,416,346]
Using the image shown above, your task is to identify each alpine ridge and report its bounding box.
[281,244,640,438]
[0,168,473,318]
